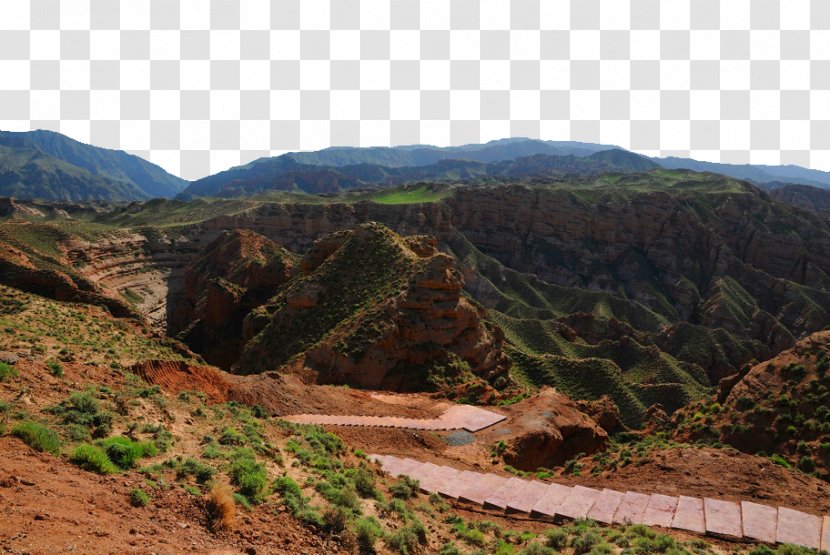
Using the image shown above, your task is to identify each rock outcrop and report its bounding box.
[500,388,609,471]
[234,223,511,391]
[0,233,133,318]
[170,229,296,368]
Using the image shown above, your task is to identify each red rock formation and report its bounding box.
[172,229,296,369]
[500,388,609,471]
[235,223,511,392]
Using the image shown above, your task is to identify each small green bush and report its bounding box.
[49,391,112,438]
[0,362,18,381]
[219,427,247,446]
[545,528,568,549]
[387,524,423,555]
[130,488,150,507]
[47,361,64,377]
[355,516,383,552]
[438,543,464,555]
[323,505,350,533]
[798,455,817,473]
[11,421,61,454]
[274,476,305,508]
[229,449,268,503]
[389,475,420,499]
[518,543,555,555]
[177,457,216,484]
[70,443,118,474]
[98,436,157,470]
[233,492,252,511]
[771,453,792,468]
[348,466,377,498]
[571,530,602,555]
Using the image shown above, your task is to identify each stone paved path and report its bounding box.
[371,454,829,549]
[284,404,506,432]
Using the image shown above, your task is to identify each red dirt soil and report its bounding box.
[0,437,348,555]
[132,359,446,418]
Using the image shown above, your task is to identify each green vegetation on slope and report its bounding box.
[0,285,188,367]
[369,185,450,205]
[0,144,149,202]
[235,223,417,374]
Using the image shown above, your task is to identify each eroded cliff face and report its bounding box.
[65,230,198,332]
[0,238,133,318]
[6,178,830,397]
[189,182,830,382]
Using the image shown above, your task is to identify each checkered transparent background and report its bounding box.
[0,0,829,179]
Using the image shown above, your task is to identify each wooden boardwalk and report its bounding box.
[371,454,828,549]
[284,404,506,432]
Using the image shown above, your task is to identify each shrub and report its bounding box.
[47,361,63,377]
[771,453,792,468]
[49,391,113,438]
[205,483,236,532]
[355,516,383,553]
[233,493,252,511]
[545,528,568,549]
[177,457,216,484]
[98,436,157,470]
[429,492,450,512]
[450,519,488,547]
[438,543,464,555]
[219,427,246,446]
[799,456,817,473]
[519,543,555,555]
[229,449,268,503]
[323,505,351,533]
[348,466,377,498]
[274,475,305,512]
[571,530,602,555]
[130,488,150,507]
[182,484,202,497]
[0,362,18,381]
[389,475,420,499]
[70,443,118,474]
[11,421,61,454]
[387,524,422,554]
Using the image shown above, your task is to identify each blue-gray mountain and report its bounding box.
[0,130,187,202]
[2,131,830,202]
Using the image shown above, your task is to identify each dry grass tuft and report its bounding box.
[205,482,236,533]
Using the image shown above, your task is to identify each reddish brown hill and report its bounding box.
[671,330,830,479]
[171,229,297,368]
[234,223,511,393]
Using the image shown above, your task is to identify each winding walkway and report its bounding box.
[371,455,830,550]
[283,404,506,432]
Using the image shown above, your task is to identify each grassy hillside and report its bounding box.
[0,145,149,202]
[0,130,187,198]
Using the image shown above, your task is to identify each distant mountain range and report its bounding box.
[656,156,830,190]
[0,130,188,202]
[177,147,659,198]
[2,130,830,202]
